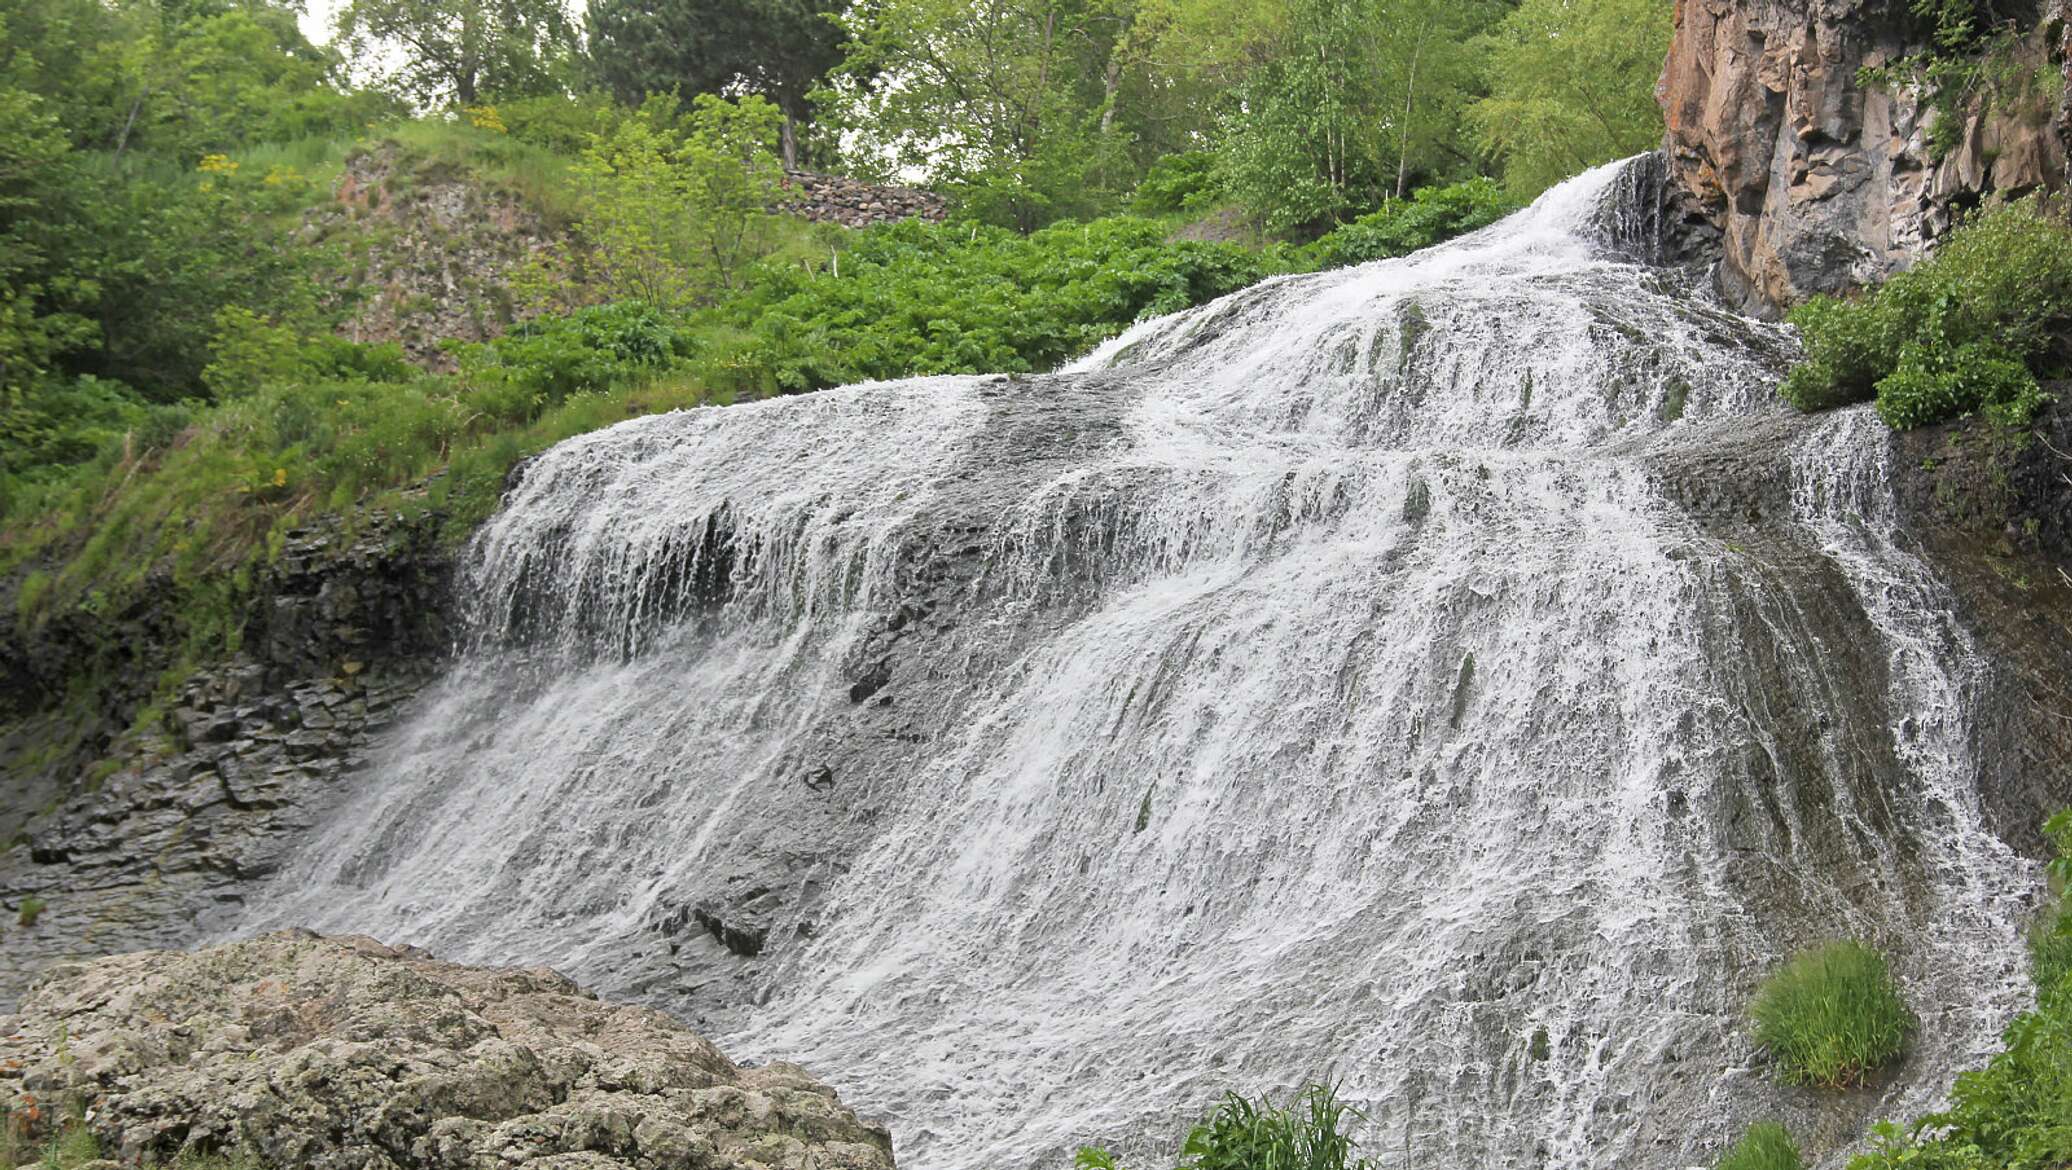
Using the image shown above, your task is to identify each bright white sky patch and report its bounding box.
[298,0,343,45]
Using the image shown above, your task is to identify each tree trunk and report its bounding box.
[1395,36,1424,202]
[112,88,149,168]
[1099,55,1122,136]
[782,115,800,171]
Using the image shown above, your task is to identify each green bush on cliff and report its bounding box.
[1718,1122,1801,1170]
[2,305,709,646]
[1780,197,2072,429]
[1751,939,1914,1089]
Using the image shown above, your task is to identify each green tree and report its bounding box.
[0,38,97,398]
[1467,0,1674,198]
[1,0,377,164]
[335,0,578,107]
[1213,0,1389,233]
[1124,0,1494,231]
[570,96,784,310]
[585,0,849,169]
[679,95,786,291]
[820,0,1131,229]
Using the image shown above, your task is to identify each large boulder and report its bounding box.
[0,932,894,1170]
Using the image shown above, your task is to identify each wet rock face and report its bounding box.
[1889,401,2072,853]
[1659,0,2071,315]
[0,932,895,1170]
[0,511,455,1007]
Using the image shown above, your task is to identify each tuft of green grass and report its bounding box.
[16,896,45,928]
[1075,1083,1371,1170]
[1718,1122,1802,1170]
[1179,1084,1371,1170]
[1751,940,1914,1089]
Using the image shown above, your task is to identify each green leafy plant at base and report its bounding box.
[1076,1083,1372,1170]
[1780,197,2072,430]
[1718,1122,1802,1170]
[0,1115,264,1170]
[1181,1085,1371,1170]
[1751,940,1914,1089]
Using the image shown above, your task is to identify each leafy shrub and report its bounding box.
[456,301,692,420]
[1752,940,1914,1089]
[491,93,628,156]
[1179,1085,1371,1170]
[1782,198,2072,429]
[710,216,1298,393]
[2,299,707,666]
[16,896,45,928]
[1132,151,1223,215]
[1311,179,1518,267]
[0,378,178,495]
[1719,1122,1801,1170]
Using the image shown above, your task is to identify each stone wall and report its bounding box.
[1658,0,2072,315]
[777,171,950,228]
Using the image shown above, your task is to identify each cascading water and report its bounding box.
[235,158,2042,1169]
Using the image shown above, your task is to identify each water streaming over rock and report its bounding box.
[235,158,2043,1169]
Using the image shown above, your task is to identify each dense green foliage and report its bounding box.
[1310,178,1516,266]
[1075,1084,1371,1170]
[4,304,705,629]
[585,0,847,167]
[819,0,1673,230]
[1841,811,2072,1170]
[1466,0,1674,197]
[334,0,578,107]
[1751,940,1915,1089]
[1718,1123,1803,1170]
[1781,199,2070,429]
[712,217,1295,393]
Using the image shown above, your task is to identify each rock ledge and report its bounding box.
[0,931,894,1170]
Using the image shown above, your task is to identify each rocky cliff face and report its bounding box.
[0,932,894,1170]
[1659,0,2072,315]
[317,143,566,370]
[0,512,455,1007]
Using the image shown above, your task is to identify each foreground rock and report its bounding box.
[0,932,894,1170]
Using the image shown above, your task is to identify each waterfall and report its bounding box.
[234,158,2040,1169]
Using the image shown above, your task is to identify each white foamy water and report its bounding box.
[234,158,2040,1170]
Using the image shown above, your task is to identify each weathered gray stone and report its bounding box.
[0,933,895,1170]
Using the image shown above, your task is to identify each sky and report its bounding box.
[297,0,342,44]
